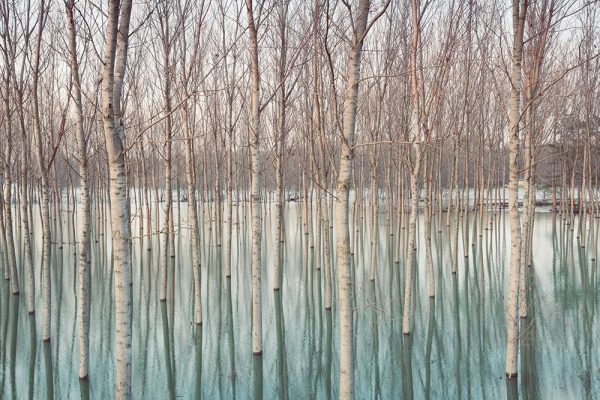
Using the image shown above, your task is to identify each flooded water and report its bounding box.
[1,203,598,399]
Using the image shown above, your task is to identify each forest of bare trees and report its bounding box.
[0,0,599,398]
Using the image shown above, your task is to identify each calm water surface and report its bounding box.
[1,203,598,399]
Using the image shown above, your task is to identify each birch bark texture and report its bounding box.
[183,105,202,324]
[333,0,387,397]
[402,0,424,336]
[159,3,174,303]
[245,0,263,356]
[32,0,52,340]
[0,5,23,297]
[273,0,290,292]
[66,0,92,379]
[177,1,204,325]
[312,0,333,310]
[100,1,134,397]
[505,0,528,379]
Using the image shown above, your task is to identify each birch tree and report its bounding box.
[245,0,263,356]
[333,1,389,397]
[31,0,53,340]
[66,0,91,379]
[158,0,175,303]
[6,0,35,311]
[519,0,558,319]
[312,0,333,309]
[402,0,425,335]
[100,0,134,397]
[272,0,290,292]
[505,0,528,379]
[177,0,206,325]
[0,0,19,296]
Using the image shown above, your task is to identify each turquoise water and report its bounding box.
[0,204,598,399]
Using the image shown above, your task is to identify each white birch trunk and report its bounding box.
[2,171,18,293]
[334,1,372,397]
[101,1,133,397]
[505,0,527,378]
[245,0,263,355]
[225,127,234,278]
[0,179,7,280]
[32,0,51,339]
[183,105,202,325]
[66,0,91,379]
[369,159,378,281]
[159,11,174,302]
[14,90,35,310]
[402,0,424,335]
[424,153,435,298]
[20,147,34,310]
[273,0,289,291]
[519,105,533,319]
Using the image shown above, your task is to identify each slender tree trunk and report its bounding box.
[1,141,18,290]
[273,0,289,291]
[66,0,91,379]
[101,1,134,397]
[519,103,533,319]
[225,124,234,278]
[505,0,527,379]
[369,155,378,281]
[245,0,263,355]
[183,104,202,324]
[334,1,374,397]
[18,123,34,311]
[159,10,174,302]
[32,0,51,339]
[402,0,424,335]
[424,151,434,298]
[311,0,332,308]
